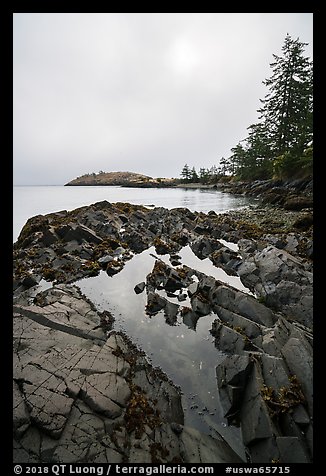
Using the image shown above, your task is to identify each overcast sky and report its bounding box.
[13,13,313,185]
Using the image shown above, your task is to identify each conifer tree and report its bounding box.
[258,33,313,156]
[180,164,191,182]
[228,34,313,179]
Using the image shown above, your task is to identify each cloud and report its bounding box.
[13,13,313,185]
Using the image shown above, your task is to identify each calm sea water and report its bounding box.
[13,185,254,242]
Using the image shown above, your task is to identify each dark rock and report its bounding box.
[190,237,222,259]
[213,306,262,340]
[211,285,277,328]
[98,255,114,265]
[259,354,290,390]
[134,282,146,294]
[261,190,285,206]
[177,293,187,302]
[57,223,102,245]
[75,224,103,244]
[281,337,313,415]
[240,363,274,447]
[182,309,200,330]
[292,405,310,427]
[165,275,183,293]
[124,231,150,253]
[21,273,41,289]
[249,437,279,463]
[12,198,313,463]
[119,214,128,224]
[305,423,313,456]
[306,240,313,259]
[265,281,313,328]
[40,229,58,246]
[211,322,246,354]
[146,292,167,315]
[234,294,277,328]
[177,425,243,463]
[237,244,313,326]
[276,436,310,463]
[164,301,179,325]
[194,225,211,234]
[112,246,125,257]
[191,295,211,316]
[293,213,313,230]
[210,246,239,265]
[63,241,81,254]
[170,255,181,266]
[105,261,124,276]
[216,354,254,421]
[283,197,313,211]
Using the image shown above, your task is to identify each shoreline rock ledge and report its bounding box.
[13,200,313,463]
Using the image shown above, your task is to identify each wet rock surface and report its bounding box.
[13,199,313,463]
[13,284,241,463]
[215,177,313,212]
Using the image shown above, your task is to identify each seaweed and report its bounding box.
[261,375,306,418]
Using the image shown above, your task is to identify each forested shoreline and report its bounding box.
[179,34,313,184]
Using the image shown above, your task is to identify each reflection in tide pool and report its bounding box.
[77,246,247,459]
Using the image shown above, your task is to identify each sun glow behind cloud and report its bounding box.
[13,13,313,185]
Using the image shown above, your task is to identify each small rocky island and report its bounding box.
[65,171,176,187]
[13,180,313,464]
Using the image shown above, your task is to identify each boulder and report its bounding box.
[40,229,58,246]
[211,322,246,354]
[134,282,146,294]
[234,294,277,328]
[237,244,313,326]
[240,363,274,447]
[190,237,222,259]
[283,196,313,211]
[211,285,277,327]
[98,255,114,265]
[281,337,313,415]
[57,223,102,245]
[216,354,254,421]
[191,295,211,316]
[213,306,262,340]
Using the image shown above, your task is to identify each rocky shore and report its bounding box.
[214,177,313,211]
[13,192,313,463]
[66,172,313,212]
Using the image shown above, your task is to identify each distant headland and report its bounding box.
[65,171,177,188]
[65,170,313,211]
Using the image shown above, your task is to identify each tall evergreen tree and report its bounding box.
[228,34,313,179]
[258,33,313,156]
[191,166,199,182]
[199,167,210,184]
[180,164,191,182]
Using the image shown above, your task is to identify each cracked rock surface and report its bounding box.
[13,200,313,463]
[13,285,241,463]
